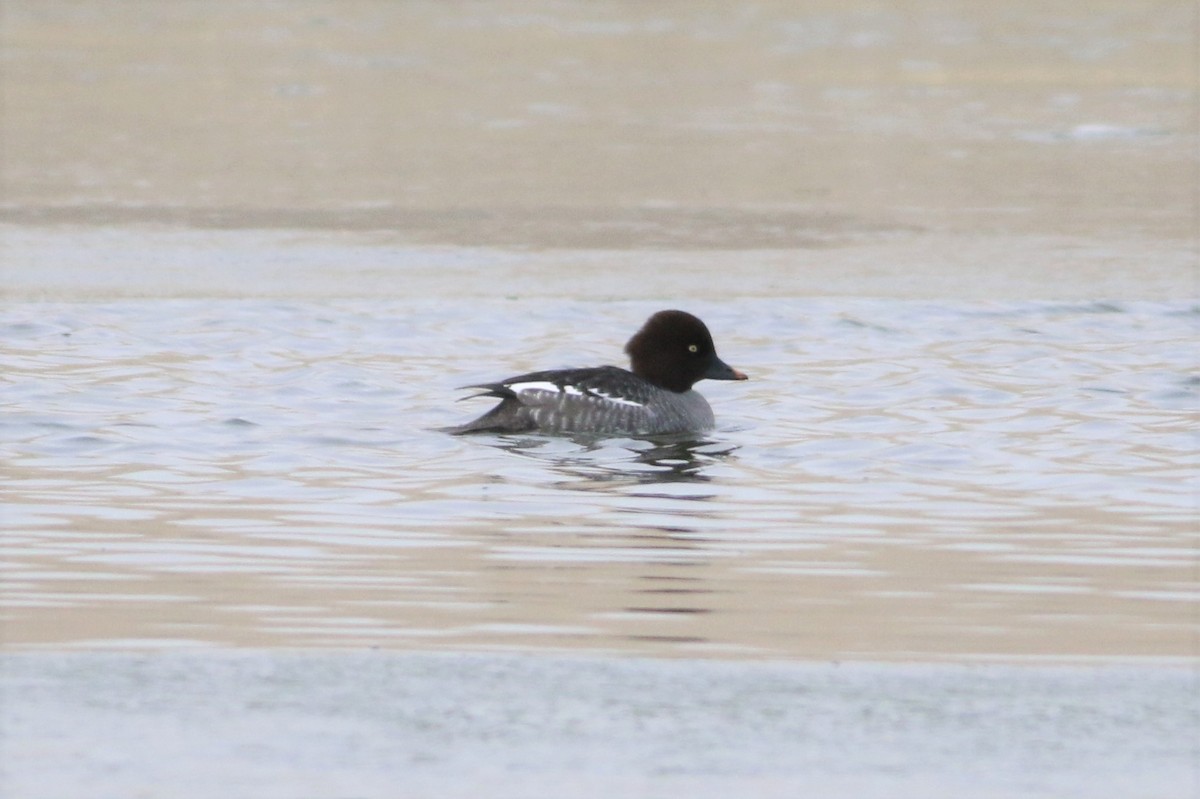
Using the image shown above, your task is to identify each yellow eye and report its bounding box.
[688,344,698,353]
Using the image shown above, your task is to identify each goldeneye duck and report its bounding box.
[448,310,748,436]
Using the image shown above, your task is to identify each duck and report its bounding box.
[448,309,747,436]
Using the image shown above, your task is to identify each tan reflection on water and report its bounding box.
[4,442,1195,660]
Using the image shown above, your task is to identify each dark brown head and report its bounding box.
[624,310,748,393]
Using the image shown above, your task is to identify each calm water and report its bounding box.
[2,651,1194,799]
[3,295,1196,659]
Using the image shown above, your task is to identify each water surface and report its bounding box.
[2,651,1193,799]
[4,296,1195,659]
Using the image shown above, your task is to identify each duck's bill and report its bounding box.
[705,357,749,381]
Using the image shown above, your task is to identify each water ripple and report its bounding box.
[2,298,1196,658]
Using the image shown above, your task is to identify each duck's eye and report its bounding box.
[687,344,699,353]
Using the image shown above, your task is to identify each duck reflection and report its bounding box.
[486,434,740,487]
[464,434,739,652]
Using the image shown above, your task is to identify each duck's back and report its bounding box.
[450,365,715,436]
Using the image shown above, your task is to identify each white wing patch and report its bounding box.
[508,381,583,396]
[507,380,645,408]
[589,389,644,408]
